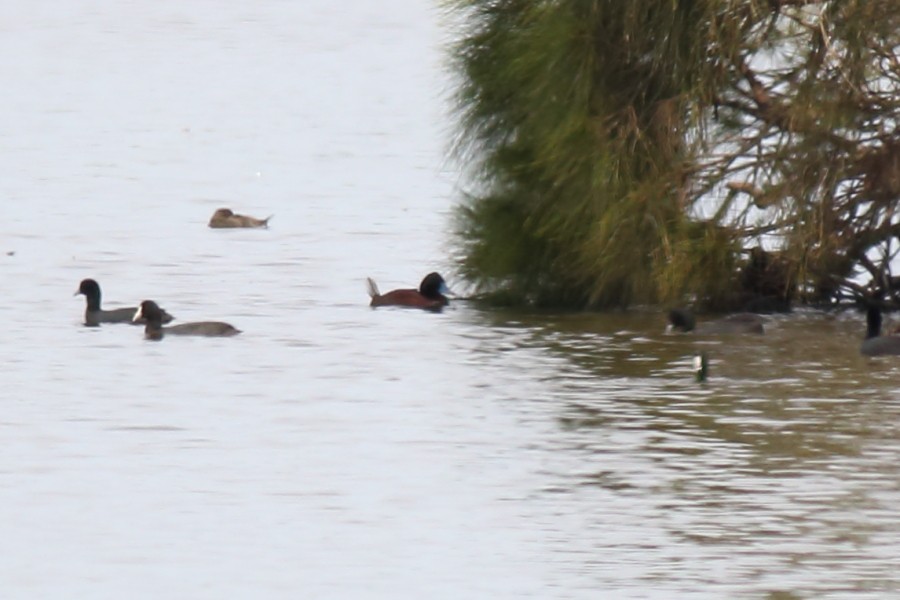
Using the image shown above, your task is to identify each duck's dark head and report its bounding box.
[134,300,167,340]
[419,272,451,302]
[76,278,102,310]
[668,308,696,332]
[213,208,234,218]
[134,300,166,325]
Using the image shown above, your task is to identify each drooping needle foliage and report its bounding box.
[445,0,900,309]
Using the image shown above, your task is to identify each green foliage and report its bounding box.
[445,0,900,309]
[446,0,735,307]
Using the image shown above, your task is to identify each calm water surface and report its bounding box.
[1,2,897,599]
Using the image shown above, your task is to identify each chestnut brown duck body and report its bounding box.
[367,272,450,311]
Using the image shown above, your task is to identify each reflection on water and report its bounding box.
[0,2,897,599]
[463,308,899,598]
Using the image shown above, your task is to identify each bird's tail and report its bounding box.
[366,277,380,299]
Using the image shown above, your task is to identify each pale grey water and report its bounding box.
[1,3,898,599]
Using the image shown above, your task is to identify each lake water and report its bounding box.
[1,2,898,598]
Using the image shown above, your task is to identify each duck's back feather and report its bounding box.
[163,322,241,337]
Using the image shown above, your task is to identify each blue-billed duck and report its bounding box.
[133,300,241,340]
[367,272,451,311]
[76,278,174,327]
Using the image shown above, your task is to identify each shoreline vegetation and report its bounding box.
[444,1,900,313]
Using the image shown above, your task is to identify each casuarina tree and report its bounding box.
[446,1,900,309]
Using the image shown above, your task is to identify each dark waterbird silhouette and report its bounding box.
[860,305,900,356]
[668,308,764,335]
[76,278,173,327]
[133,300,241,340]
[367,272,451,311]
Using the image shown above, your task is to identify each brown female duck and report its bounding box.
[208,208,272,229]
